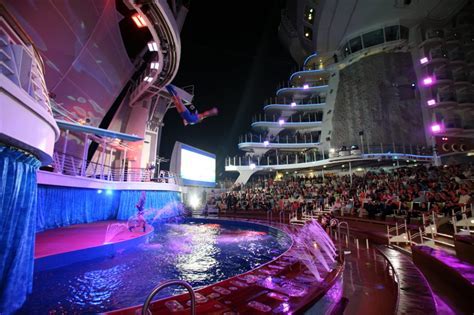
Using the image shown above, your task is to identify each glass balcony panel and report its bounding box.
[384,25,400,42]
[362,29,384,48]
[349,36,363,53]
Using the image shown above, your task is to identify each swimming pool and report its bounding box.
[20,219,291,313]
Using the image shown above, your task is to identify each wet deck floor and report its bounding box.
[339,242,398,315]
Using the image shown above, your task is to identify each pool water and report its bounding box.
[20,219,291,313]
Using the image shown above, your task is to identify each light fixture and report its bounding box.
[250,163,256,170]
[278,119,285,125]
[427,99,436,106]
[442,137,448,141]
[150,62,159,69]
[147,41,159,52]
[189,194,200,209]
[263,140,269,146]
[420,57,428,64]
[303,84,309,89]
[290,102,296,107]
[144,76,153,82]
[132,13,146,28]
[431,123,442,133]
[305,32,310,37]
[423,77,434,86]
[329,148,335,153]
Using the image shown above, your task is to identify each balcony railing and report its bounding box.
[277,80,329,90]
[0,9,51,114]
[226,144,433,168]
[251,113,323,124]
[239,132,320,144]
[263,96,326,105]
[50,152,177,184]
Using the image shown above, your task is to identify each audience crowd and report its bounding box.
[217,165,472,223]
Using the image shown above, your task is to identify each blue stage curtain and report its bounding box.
[36,186,120,232]
[117,191,181,220]
[0,146,41,314]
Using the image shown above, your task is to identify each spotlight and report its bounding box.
[144,76,153,82]
[263,140,269,146]
[420,57,428,64]
[131,13,146,28]
[147,41,159,52]
[427,99,436,106]
[329,148,335,153]
[250,163,256,170]
[290,102,296,107]
[150,62,160,69]
[278,119,285,126]
[105,189,113,195]
[189,194,200,209]
[303,84,309,89]
[97,189,103,194]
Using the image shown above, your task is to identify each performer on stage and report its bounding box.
[129,191,147,232]
[166,85,218,126]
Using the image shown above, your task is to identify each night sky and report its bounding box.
[159,0,297,179]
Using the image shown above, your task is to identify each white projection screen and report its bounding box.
[178,144,216,187]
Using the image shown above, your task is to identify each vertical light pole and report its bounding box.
[430,123,442,166]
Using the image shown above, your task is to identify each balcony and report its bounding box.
[0,8,59,164]
[238,132,320,151]
[289,68,330,83]
[251,113,323,130]
[276,83,329,97]
[225,144,433,170]
[263,102,326,112]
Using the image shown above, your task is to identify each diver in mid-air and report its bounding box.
[166,85,218,126]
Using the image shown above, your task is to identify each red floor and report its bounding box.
[34,221,152,258]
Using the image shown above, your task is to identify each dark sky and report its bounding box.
[159,0,297,178]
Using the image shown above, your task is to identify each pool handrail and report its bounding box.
[142,280,196,315]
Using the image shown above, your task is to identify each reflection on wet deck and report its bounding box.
[339,242,398,315]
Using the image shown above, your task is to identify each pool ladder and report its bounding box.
[142,280,196,315]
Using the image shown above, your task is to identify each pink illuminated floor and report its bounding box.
[34,221,152,258]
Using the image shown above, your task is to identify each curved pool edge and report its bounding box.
[34,224,154,272]
[106,217,344,315]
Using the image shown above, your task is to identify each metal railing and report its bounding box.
[251,113,323,123]
[0,12,51,114]
[337,221,350,259]
[277,80,329,90]
[51,151,177,183]
[226,144,433,167]
[239,132,320,144]
[142,280,196,315]
[263,97,326,105]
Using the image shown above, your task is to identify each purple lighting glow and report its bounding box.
[431,123,442,133]
[423,77,434,86]
[427,99,436,106]
[420,57,428,64]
